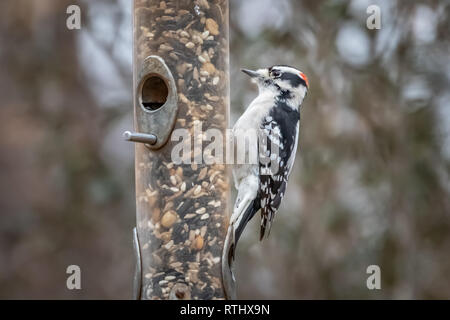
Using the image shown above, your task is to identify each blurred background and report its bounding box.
[0,0,449,299]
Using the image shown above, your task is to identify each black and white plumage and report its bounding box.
[222,66,308,297]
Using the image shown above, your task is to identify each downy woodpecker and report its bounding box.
[222,66,308,296]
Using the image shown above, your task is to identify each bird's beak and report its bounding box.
[241,69,260,78]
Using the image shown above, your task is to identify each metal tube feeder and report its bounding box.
[127,0,232,300]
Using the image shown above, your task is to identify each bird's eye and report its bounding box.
[271,70,281,78]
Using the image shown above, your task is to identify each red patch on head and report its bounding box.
[299,72,309,88]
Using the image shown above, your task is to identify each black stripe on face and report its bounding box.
[280,72,305,88]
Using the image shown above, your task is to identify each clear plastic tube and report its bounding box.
[133,0,230,300]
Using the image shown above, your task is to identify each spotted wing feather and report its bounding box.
[258,112,298,240]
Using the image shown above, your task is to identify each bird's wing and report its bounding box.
[258,114,298,240]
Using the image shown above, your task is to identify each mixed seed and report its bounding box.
[134,0,230,300]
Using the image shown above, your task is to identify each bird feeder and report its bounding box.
[126,0,232,300]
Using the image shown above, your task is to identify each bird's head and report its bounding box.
[242,65,309,104]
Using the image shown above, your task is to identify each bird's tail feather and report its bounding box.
[260,214,267,241]
[235,199,259,244]
[222,198,259,299]
[222,224,236,299]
